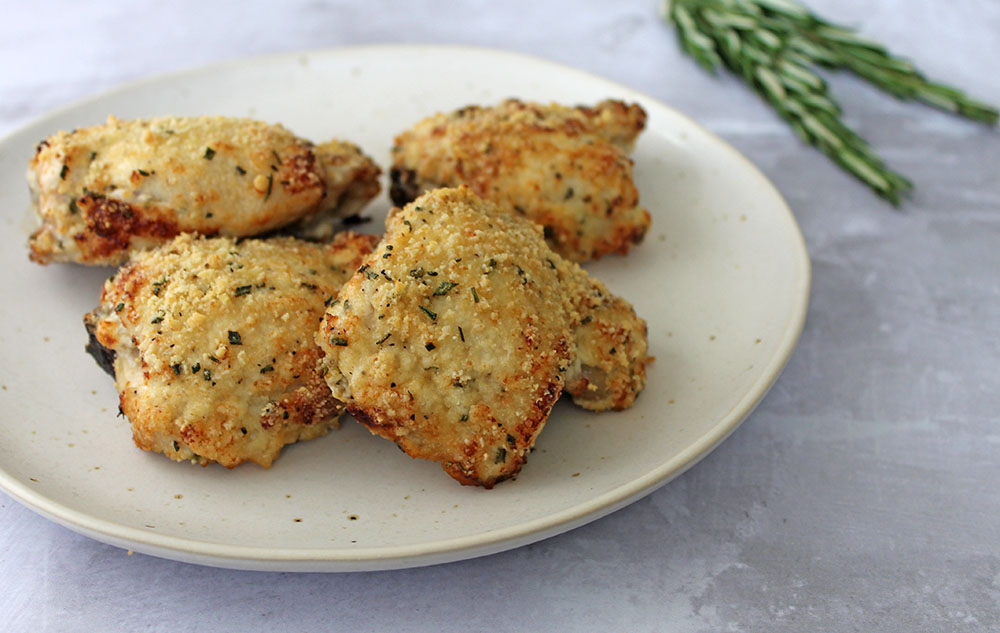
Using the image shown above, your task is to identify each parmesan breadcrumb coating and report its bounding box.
[29,115,381,265]
[389,99,651,262]
[85,231,377,468]
[317,187,648,487]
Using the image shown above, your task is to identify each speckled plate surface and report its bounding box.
[0,45,809,572]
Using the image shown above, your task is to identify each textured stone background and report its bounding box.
[2,1,998,631]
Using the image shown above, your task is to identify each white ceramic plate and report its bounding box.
[0,45,809,572]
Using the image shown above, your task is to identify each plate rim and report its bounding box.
[0,43,811,571]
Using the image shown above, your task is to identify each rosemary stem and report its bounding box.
[666,0,999,205]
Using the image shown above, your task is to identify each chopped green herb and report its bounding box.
[425,342,436,351]
[60,165,68,180]
[564,187,575,200]
[376,333,392,345]
[264,173,273,200]
[228,331,242,345]
[383,253,392,259]
[173,441,179,451]
[324,296,337,307]
[172,364,182,375]
[234,285,253,297]
[546,258,557,269]
[331,337,348,347]
[471,287,480,303]
[114,302,124,312]
[403,219,414,232]
[433,281,458,296]
[365,270,379,280]
[409,267,425,279]
[581,314,593,325]
[460,413,469,422]
[150,315,164,324]
[271,150,281,164]
[191,363,201,373]
[494,447,507,464]
[137,169,150,177]
[203,369,212,381]
[507,434,516,448]
[260,365,274,374]
[458,326,465,342]
[208,355,219,363]
[235,165,246,175]
[419,306,437,321]
[301,282,318,290]
[69,199,80,214]
[89,152,97,161]
[386,245,393,251]
[203,147,216,160]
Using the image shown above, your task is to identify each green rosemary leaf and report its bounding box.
[665,0,998,205]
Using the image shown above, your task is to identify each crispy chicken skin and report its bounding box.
[317,187,648,487]
[29,115,381,265]
[389,99,651,262]
[85,231,377,468]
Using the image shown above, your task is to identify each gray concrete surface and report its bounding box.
[2,1,998,631]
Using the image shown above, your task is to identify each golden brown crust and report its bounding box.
[317,187,649,487]
[88,231,377,468]
[59,193,185,263]
[390,99,651,262]
[28,116,381,265]
[565,283,650,411]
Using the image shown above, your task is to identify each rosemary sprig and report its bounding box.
[665,0,998,206]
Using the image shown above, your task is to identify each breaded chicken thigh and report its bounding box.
[85,231,377,468]
[317,187,648,487]
[29,115,381,265]
[389,99,651,262]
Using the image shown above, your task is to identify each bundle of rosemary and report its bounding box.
[664,0,998,205]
